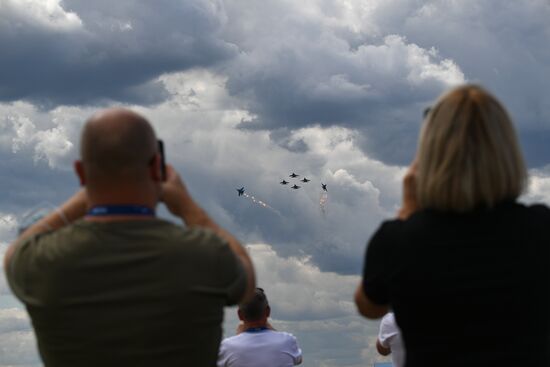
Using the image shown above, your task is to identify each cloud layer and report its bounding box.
[0,308,40,366]
[2,0,549,166]
[0,0,235,106]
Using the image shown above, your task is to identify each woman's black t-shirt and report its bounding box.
[363,201,550,366]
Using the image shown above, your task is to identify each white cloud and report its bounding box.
[9,115,73,169]
[32,126,74,169]
[0,0,83,31]
[0,103,78,169]
[0,213,17,242]
[522,167,550,205]
[0,213,17,296]
[0,308,40,366]
[246,244,358,320]
[354,34,465,88]
[290,124,405,211]
[0,308,30,333]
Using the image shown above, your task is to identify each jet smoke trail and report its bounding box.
[319,191,328,217]
[243,193,282,216]
[0,215,15,224]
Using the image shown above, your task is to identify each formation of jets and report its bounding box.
[237,174,327,195]
[281,173,323,191]
[286,172,307,190]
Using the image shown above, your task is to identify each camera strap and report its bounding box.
[87,205,155,217]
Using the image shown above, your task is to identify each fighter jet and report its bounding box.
[237,187,245,196]
[280,180,289,185]
[321,183,327,191]
[301,177,310,183]
[289,173,299,178]
[291,184,301,189]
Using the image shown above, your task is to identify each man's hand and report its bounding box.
[160,165,192,218]
[376,339,392,356]
[397,161,418,220]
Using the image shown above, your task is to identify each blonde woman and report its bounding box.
[355,85,549,366]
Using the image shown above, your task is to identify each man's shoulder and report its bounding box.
[272,330,298,341]
[221,332,246,344]
[260,329,297,341]
[381,312,396,326]
[220,332,250,351]
[74,219,228,248]
[223,330,297,344]
[10,219,230,269]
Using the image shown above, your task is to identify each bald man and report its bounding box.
[4,108,255,367]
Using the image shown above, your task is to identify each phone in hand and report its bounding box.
[158,139,166,181]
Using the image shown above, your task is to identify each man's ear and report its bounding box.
[149,153,163,182]
[237,309,244,321]
[74,161,86,186]
[266,306,271,318]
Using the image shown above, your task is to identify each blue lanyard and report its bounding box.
[87,205,155,217]
[245,327,269,333]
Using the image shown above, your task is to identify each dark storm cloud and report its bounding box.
[220,2,465,165]
[0,147,77,217]
[0,0,235,106]
[220,0,550,167]
[369,0,550,167]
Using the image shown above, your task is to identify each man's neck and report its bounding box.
[85,186,158,222]
[242,320,268,330]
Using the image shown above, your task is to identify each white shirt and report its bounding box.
[218,329,302,367]
[378,313,405,367]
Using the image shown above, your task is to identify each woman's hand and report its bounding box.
[398,161,418,220]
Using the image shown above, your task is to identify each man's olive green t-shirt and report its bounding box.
[7,219,247,367]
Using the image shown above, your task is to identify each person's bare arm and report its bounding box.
[355,163,417,321]
[354,283,389,319]
[376,339,391,356]
[235,323,246,335]
[3,189,88,272]
[161,165,256,302]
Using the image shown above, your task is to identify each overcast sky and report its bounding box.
[1,1,550,366]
